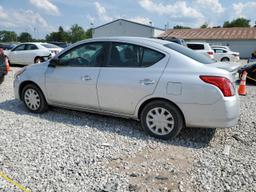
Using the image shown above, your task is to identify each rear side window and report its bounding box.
[214,49,227,53]
[107,42,164,67]
[164,43,215,64]
[187,43,204,50]
[26,44,38,50]
[41,43,60,48]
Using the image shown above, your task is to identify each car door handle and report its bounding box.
[140,79,155,85]
[81,75,92,81]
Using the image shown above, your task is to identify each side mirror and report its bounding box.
[48,58,59,67]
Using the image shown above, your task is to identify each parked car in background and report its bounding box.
[158,37,187,47]
[238,62,256,84]
[14,37,239,140]
[212,47,240,62]
[0,43,17,50]
[211,45,231,51]
[186,42,214,59]
[5,43,63,65]
[49,41,70,48]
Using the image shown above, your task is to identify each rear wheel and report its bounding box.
[22,84,48,113]
[34,57,44,64]
[140,100,184,140]
[221,57,230,62]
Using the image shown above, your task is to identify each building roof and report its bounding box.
[160,27,256,40]
[93,18,164,31]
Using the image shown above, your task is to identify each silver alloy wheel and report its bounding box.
[24,88,41,111]
[146,107,175,136]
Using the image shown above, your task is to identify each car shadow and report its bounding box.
[0,99,216,149]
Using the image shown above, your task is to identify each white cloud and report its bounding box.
[129,16,152,25]
[30,0,60,16]
[0,5,8,19]
[0,8,54,32]
[139,0,204,21]
[195,0,224,13]
[233,2,256,18]
[94,2,112,22]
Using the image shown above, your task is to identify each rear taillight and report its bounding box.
[208,51,214,55]
[200,76,235,97]
[232,54,239,57]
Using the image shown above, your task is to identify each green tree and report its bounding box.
[69,24,86,43]
[200,23,208,28]
[223,17,250,28]
[85,28,93,39]
[18,32,33,42]
[46,26,69,42]
[0,31,18,42]
[173,25,191,29]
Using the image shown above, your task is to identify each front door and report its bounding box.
[45,42,107,109]
[9,44,26,64]
[97,42,169,115]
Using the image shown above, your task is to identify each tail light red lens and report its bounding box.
[208,51,214,55]
[200,76,235,97]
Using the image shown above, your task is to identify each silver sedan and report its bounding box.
[14,37,240,139]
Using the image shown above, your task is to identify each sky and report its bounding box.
[0,0,256,39]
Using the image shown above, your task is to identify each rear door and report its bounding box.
[97,42,169,115]
[24,44,39,64]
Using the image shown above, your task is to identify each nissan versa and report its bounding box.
[14,37,240,140]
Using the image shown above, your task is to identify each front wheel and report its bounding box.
[140,100,184,140]
[22,84,48,113]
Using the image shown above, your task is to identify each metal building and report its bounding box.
[160,27,256,58]
[92,19,164,38]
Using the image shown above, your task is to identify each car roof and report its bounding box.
[186,42,209,45]
[69,37,173,53]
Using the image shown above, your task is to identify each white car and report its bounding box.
[5,43,63,65]
[186,42,214,59]
[211,45,231,51]
[212,47,240,62]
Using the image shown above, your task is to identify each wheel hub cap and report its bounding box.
[146,107,174,136]
[24,88,40,110]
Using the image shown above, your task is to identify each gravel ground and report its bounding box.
[0,67,255,192]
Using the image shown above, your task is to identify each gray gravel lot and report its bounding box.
[0,67,255,192]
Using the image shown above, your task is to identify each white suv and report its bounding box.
[187,42,214,59]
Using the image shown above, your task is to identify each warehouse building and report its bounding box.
[92,19,164,38]
[160,27,256,58]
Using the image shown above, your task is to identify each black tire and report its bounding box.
[21,84,48,113]
[140,100,184,140]
[0,75,5,84]
[221,57,230,62]
[34,57,44,64]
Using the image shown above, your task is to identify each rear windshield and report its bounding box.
[41,43,60,48]
[164,43,215,64]
[187,43,204,50]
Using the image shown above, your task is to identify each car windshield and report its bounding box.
[41,43,60,48]
[164,43,215,64]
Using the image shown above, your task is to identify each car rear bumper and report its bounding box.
[180,95,240,128]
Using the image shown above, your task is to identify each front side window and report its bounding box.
[108,42,164,67]
[13,44,26,51]
[59,43,105,67]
